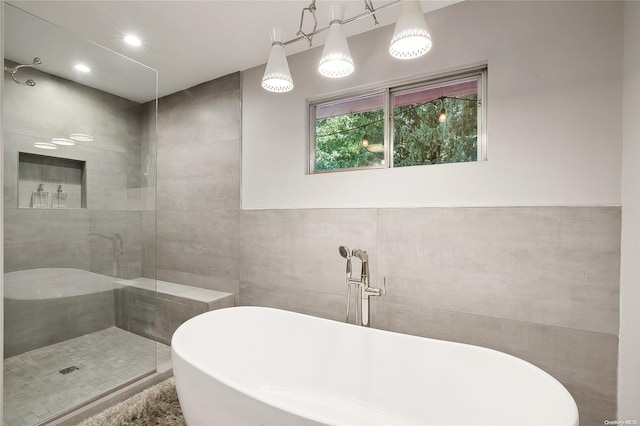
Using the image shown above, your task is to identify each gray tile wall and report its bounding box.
[4,291,114,358]
[150,72,241,299]
[3,64,149,278]
[238,207,621,426]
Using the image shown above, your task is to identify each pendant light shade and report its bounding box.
[260,1,437,94]
[318,5,354,78]
[389,0,432,59]
[262,27,294,93]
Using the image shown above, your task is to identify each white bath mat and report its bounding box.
[77,378,185,426]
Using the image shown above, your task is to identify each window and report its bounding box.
[309,68,486,173]
[312,92,386,172]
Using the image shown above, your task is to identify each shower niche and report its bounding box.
[18,152,86,209]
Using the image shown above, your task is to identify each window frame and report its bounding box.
[308,66,487,174]
[309,89,389,174]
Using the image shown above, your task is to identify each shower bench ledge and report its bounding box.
[115,277,234,345]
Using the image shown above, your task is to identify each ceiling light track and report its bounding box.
[295,0,318,47]
[284,0,399,48]
[262,0,432,93]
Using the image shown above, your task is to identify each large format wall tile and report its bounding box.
[4,209,144,276]
[157,72,240,147]
[240,209,379,296]
[5,291,114,358]
[157,209,238,280]
[151,72,241,297]
[157,138,240,211]
[240,281,346,322]
[372,300,617,426]
[238,206,621,424]
[377,207,620,334]
[4,208,91,272]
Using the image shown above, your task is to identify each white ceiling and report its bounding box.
[5,1,458,103]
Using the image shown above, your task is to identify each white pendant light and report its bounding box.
[262,27,294,93]
[389,0,432,59]
[318,5,354,78]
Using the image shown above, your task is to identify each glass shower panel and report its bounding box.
[3,4,158,425]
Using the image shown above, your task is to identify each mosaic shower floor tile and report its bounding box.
[3,327,168,426]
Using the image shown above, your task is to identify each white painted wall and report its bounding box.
[242,1,624,209]
[618,0,640,419]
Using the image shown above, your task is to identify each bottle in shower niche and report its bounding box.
[31,184,49,208]
[51,184,67,209]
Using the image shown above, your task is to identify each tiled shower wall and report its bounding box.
[148,73,241,300]
[3,64,146,277]
[151,72,620,425]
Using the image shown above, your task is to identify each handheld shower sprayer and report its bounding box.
[338,245,352,279]
[339,245,357,323]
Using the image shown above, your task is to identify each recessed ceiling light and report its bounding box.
[123,35,142,47]
[74,64,90,73]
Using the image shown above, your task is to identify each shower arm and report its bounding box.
[4,57,42,86]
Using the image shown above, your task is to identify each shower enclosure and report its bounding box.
[3,4,159,425]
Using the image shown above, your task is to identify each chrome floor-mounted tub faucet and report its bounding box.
[339,246,385,327]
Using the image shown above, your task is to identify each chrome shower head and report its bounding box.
[5,57,43,86]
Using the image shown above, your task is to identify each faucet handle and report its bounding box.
[364,278,387,297]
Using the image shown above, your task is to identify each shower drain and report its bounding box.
[59,366,80,375]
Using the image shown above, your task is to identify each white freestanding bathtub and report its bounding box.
[172,307,579,426]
